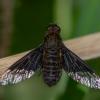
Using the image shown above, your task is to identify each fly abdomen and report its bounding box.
[42,54,62,86]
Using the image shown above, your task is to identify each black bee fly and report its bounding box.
[1,24,100,88]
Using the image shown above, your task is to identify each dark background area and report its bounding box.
[0,0,100,100]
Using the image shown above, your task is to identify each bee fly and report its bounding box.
[1,24,100,88]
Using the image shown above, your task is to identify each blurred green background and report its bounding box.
[0,0,100,100]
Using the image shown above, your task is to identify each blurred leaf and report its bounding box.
[74,0,100,36]
[10,0,53,55]
[83,89,100,100]
[53,0,72,40]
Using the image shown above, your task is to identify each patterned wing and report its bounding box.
[61,45,100,89]
[0,44,44,85]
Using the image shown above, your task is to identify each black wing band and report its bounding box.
[62,45,100,89]
[0,44,44,85]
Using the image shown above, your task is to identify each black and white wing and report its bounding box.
[61,45,100,89]
[0,44,44,85]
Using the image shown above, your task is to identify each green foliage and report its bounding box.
[10,0,53,54]
[0,0,100,100]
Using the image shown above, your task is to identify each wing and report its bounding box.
[61,45,100,89]
[0,44,44,85]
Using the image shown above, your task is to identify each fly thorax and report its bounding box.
[44,35,62,50]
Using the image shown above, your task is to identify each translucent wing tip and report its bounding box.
[68,72,100,89]
[0,69,35,85]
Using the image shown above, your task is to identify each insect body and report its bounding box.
[1,24,100,88]
[42,31,62,86]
